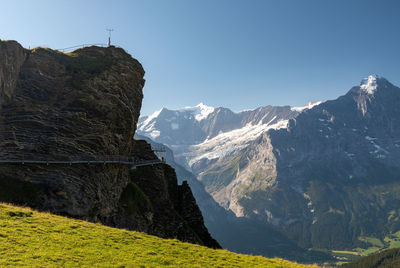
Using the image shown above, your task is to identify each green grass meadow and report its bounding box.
[0,203,314,267]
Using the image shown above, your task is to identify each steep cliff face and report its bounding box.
[0,41,27,104]
[0,40,218,248]
[115,139,220,248]
[0,40,144,221]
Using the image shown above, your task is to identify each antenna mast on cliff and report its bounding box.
[106,29,114,47]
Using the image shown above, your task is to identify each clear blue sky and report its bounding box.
[1,0,400,115]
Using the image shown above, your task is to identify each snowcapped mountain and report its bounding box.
[138,103,214,140]
[137,102,318,170]
[290,100,325,112]
[195,75,400,250]
[138,103,214,145]
[138,75,400,253]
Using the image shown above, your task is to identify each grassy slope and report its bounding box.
[341,247,400,268]
[328,232,400,260]
[0,203,314,267]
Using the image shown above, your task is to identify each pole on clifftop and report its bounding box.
[106,29,114,47]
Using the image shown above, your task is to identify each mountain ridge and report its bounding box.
[138,75,400,253]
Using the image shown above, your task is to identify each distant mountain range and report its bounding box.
[137,75,400,256]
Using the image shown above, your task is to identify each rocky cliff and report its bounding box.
[0,40,218,248]
[115,139,219,248]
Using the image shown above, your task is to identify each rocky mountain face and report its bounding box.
[256,75,400,249]
[137,103,300,170]
[136,101,314,211]
[0,40,218,248]
[135,134,330,262]
[138,75,400,252]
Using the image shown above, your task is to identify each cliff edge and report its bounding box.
[0,40,219,248]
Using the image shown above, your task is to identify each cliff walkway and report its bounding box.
[0,156,163,167]
[0,149,166,168]
[0,123,166,168]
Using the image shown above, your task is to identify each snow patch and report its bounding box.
[365,136,377,141]
[304,193,317,219]
[365,136,389,158]
[149,130,160,139]
[188,119,289,165]
[139,108,163,131]
[360,75,379,94]
[180,102,214,121]
[291,101,324,112]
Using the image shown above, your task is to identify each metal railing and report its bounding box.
[0,153,163,167]
[152,146,166,152]
[0,126,165,167]
[55,43,108,53]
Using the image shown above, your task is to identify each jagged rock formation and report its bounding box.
[0,40,218,248]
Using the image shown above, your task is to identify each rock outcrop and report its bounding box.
[0,40,144,220]
[0,40,218,248]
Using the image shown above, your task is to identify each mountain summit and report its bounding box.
[360,75,380,94]
[182,102,215,121]
[347,75,398,116]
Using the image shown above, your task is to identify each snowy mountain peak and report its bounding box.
[182,102,215,121]
[360,75,381,94]
[291,101,324,112]
[138,108,163,132]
